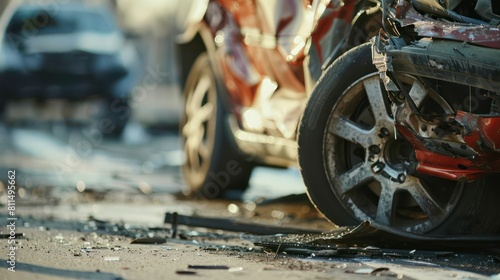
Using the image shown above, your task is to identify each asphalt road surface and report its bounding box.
[0,121,499,279]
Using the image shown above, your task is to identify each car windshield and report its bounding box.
[7,8,116,36]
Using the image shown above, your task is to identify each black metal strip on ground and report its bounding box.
[164,212,324,235]
[165,213,500,252]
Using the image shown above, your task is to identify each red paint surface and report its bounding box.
[397,114,500,182]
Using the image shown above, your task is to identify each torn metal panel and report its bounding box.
[393,110,500,181]
[375,38,500,93]
[396,0,500,48]
[456,111,500,152]
[370,5,500,181]
[396,124,498,181]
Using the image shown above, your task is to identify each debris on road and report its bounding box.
[0,232,25,239]
[187,265,230,270]
[176,270,197,275]
[348,267,389,274]
[171,211,178,238]
[130,237,166,244]
[104,256,121,261]
[251,221,500,253]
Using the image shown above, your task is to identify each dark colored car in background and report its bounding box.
[0,0,139,135]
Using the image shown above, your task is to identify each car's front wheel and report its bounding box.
[181,53,254,198]
[298,43,500,234]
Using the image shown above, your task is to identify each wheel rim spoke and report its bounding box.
[186,136,201,170]
[329,117,376,148]
[183,73,215,171]
[198,133,211,159]
[183,103,213,144]
[363,78,391,124]
[187,76,211,117]
[335,162,373,195]
[375,179,396,226]
[185,122,209,170]
[192,103,214,125]
[404,177,446,221]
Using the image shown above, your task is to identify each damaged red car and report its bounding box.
[176,0,381,197]
[177,0,500,235]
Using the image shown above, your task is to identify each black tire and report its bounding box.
[298,43,500,234]
[347,3,382,49]
[180,53,253,199]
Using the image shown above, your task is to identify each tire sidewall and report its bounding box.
[299,43,375,226]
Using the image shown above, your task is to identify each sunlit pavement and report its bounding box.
[0,120,308,226]
[2,122,500,279]
[0,81,313,235]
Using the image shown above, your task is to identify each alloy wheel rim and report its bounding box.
[182,69,216,187]
[324,73,463,233]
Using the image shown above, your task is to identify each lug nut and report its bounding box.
[369,145,381,154]
[397,173,406,183]
[379,128,390,138]
[371,162,385,174]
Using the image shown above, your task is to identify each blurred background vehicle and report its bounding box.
[0,0,312,221]
[0,0,140,136]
